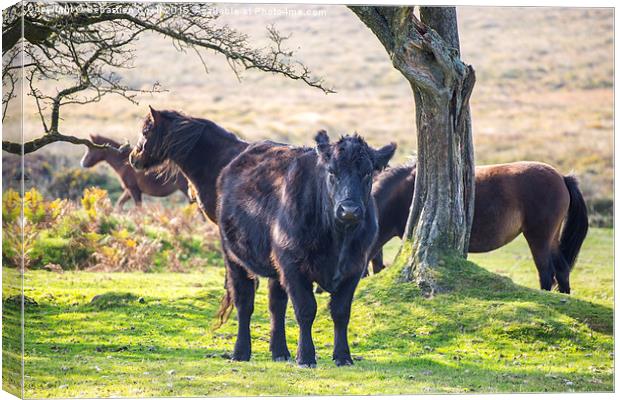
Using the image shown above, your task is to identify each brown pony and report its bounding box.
[371,162,588,294]
[81,134,190,209]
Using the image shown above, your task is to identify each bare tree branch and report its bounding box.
[2,2,332,155]
[3,132,118,155]
[2,46,20,121]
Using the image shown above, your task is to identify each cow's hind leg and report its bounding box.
[268,278,291,361]
[228,261,256,361]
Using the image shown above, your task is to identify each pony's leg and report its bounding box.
[285,271,317,367]
[228,261,256,361]
[128,187,142,208]
[552,252,571,294]
[524,236,555,291]
[370,249,386,274]
[268,278,290,361]
[177,178,191,201]
[114,190,131,211]
[329,276,359,366]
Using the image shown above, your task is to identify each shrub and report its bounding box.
[588,197,613,228]
[2,188,71,269]
[88,228,161,272]
[48,168,122,201]
[2,187,221,272]
[2,189,21,267]
[29,234,97,270]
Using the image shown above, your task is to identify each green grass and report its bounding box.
[3,228,613,397]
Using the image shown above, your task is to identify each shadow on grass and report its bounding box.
[352,256,613,374]
[22,286,279,368]
[357,357,612,393]
[2,301,23,396]
[435,258,613,334]
[15,258,614,396]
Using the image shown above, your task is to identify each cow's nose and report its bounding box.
[336,202,362,224]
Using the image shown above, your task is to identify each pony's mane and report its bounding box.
[380,161,417,178]
[147,109,242,163]
[372,162,416,193]
[145,109,243,182]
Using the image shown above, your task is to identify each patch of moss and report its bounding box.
[88,292,142,310]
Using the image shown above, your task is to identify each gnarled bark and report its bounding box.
[351,6,475,295]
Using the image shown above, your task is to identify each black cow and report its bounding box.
[215,131,396,367]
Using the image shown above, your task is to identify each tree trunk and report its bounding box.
[350,6,475,295]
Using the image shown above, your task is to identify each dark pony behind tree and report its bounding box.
[213,131,395,367]
[128,107,249,222]
[370,162,588,294]
[81,134,190,209]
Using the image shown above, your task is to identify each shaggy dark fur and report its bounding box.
[215,131,396,367]
[81,134,190,209]
[370,162,588,294]
[129,107,249,222]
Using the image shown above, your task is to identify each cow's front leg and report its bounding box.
[285,271,317,367]
[330,276,360,366]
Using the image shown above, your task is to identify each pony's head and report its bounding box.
[130,106,201,172]
[315,130,396,227]
[81,134,123,168]
[129,106,170,170]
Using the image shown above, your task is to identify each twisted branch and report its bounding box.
[3,132,117,155]
[2,2,332,155]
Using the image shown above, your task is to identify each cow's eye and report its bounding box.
[328,170,336,184]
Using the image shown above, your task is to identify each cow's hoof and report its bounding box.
[297,362,317,369]
[273,354,290,362]
[232,353,251,362]
[334,357,353,367]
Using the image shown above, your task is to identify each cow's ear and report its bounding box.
[315,130,331,162]
[372,143,397,171]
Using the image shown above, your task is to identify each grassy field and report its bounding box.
[2,228,613,397]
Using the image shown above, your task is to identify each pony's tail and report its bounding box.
[560,175,589,271]
[213,275,234,330]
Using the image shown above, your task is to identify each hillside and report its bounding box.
[10,6,612,202]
